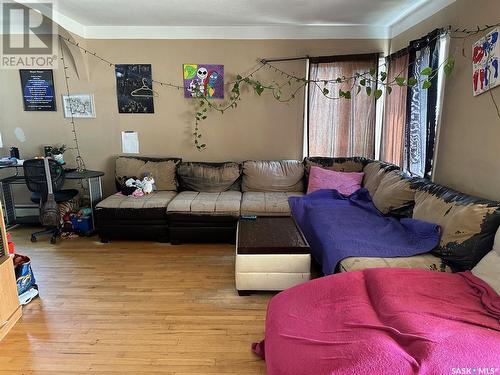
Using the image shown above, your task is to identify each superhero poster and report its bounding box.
[472,28,499,96]
[183,64,224,99]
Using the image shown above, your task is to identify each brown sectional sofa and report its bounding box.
[95,155,500,273]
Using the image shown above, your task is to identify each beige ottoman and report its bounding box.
[235,217,311,295]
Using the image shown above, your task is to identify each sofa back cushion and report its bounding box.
[412,181,500,271]
[362,161,399,197]
[177,162,241,193]
[372,170,415,214]
[242,160,304,192]
[304,157,367,175]
[472,228,500,294]
[307,167,364,195]
[115,156,180,191]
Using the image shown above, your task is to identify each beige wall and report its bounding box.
[4,0,500,203]
[0,37,386,197]
[391,0,500,201]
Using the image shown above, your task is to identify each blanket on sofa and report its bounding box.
[252,268,500,375]
[289,189,441,275]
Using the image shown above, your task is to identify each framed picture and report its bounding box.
[62,94,96,118]
[115,64,155,114]
[183,64,224,99]
[19,69,57,111]
[472,28,499,96]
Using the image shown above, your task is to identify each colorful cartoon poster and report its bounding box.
[183,64,224,99]
[472,28,499,96]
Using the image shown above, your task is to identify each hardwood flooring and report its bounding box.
[0,227,273,374]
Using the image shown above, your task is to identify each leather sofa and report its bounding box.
[95,155,500,275]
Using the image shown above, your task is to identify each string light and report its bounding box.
[56,23,499,151]
[59,36,86,172]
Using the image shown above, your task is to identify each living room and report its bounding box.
[0,0,499,374]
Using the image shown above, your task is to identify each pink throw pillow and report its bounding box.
[307,166,364,195]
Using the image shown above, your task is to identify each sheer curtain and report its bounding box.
[307,55,378,158]
[380,51,409,166]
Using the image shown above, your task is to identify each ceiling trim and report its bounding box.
[10,0,456,40]
[389,0,457,38]
[83,25,390,40]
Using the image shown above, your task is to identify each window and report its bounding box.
[306,54,379,158]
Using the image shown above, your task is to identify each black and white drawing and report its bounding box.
[115,64,156,114]
[62,94,96,118]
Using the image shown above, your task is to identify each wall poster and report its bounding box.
[472,28,499,96]
[183,64,224,99]
[19,69,57,111]
[115,64,155,113]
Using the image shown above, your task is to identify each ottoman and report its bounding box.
[235,217,310,295]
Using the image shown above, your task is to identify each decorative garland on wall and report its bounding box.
[58,23,500,154]
[59,38,86,172]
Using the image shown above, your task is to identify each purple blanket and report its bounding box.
[289,189,441,275]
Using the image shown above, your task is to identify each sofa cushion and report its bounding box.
[240,192,304,216]
[307,167,364,195]
[242,160,304,192]
[177,162,241,193]
[339,253,452,273]
[167,191,241,217]
[115,156,180,191]
[96,191,178,221]
[372,170,415,214]
[304,157,367,175]
[362,161,399,197]
[472,229,500,294]
[412,182,500,271]
[97,191,177,209]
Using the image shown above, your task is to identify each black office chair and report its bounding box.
[23,158,79,244]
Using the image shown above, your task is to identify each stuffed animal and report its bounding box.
[121,176,140,196]
[142,174,155,194]
[120,174,155,197]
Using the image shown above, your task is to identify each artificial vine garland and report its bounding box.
[58,22,500,152]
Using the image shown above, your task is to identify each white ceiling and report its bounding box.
[16,0,456,39]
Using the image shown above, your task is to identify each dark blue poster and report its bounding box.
[19,69,57,111]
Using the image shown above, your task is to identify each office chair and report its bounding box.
[23,158,79,244]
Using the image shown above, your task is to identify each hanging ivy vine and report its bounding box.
[190,54,456,150]
[58,22,500,152]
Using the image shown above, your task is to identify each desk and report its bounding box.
[0,164,104,228]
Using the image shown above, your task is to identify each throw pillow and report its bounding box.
[139,160,178,191]
[115,157,145,186]
[115,157,179,191]
[307,166,364,195]
[413,186,500,271]
[372,170,415,214]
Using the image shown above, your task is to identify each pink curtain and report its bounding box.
[380,52,409,167]
[308,57,377,158]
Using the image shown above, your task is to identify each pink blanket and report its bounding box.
[253,269,500,375]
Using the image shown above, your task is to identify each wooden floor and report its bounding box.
[0,227,273,374]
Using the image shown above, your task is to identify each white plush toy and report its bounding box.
[142,174,155,194]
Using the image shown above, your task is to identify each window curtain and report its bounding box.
[405,29,444,178]
[307,54,378,158]
[380,50,409,166]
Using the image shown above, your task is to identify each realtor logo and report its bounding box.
[1,0,58,69]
